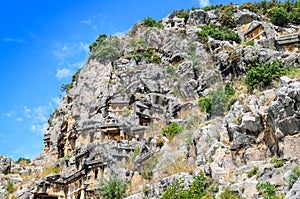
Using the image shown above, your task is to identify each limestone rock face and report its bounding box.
[6,6,300,199]
[187,9,207,26]
[233,9,259,25]
[0,156,11,174]
[268,76,300,136]
[286,178,300,199]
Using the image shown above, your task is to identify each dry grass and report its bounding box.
[159,156,195,177]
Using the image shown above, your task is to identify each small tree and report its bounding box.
[96,175,127,199]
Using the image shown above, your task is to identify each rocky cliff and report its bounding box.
[1,3,300,199]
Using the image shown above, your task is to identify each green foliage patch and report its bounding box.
[5,181,15,193]
[196,24,241,44]
[220,187,244,199]
[60,68,81,93]
[96,175,127,199]
[161,173,214,199]
[162,122,182,139]
[271,158,284,168]
[270,7,289,26]
[245,61,288,88]
[288,166,300,189]
[15,157,31,165]
[142,17,163,28]
[198,83,236,117]
[89,34,122,63]
[142,153,162,180]
[256,182,284,199]
[247,166,259,178]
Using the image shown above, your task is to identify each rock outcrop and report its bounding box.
[0,156,12,174]
[2,4,300,199]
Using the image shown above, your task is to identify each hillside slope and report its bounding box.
[1,2,300,199]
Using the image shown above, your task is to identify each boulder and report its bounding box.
[0,185,7,199]
[240,112,263,136]
[268,77,300,136]
[0,156,12,174]
[283,134,300,160]
[187,9,207,26]
[233,9,258,25]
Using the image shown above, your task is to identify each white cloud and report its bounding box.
[33,106,48,123]
[80,19,92,25]
[79,42,90,53]
[52,97,62,105]
[2,37,26,44]
[53,42,89,60]
[16,117,23,122]
[53,43,71,59]
[199,0,210,7]
[71,61,85,68]
[5,111,16,117]
[30,123,48,136]
[114,31,127,38]
[24,106,31,118]
[56,68,72,79]
[12,150,20,155]
[24,104,53,136]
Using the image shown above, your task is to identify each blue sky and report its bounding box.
[0,0,248,161]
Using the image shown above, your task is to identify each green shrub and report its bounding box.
[15,157,31,165]
[220,187,244,199]
[156,136,165,147]
[271,158,284,168]
[290,8,300,25]
[60,155,70,166]
[142,17,163,28]
[239,2,258,12]
[197,24,241,44]
[203,4,222,11]
[132,146,140,161]
[245,61,288,88]
[247,166,259,178]
[122,107,130,117]
[43,166,59,176]
[89,41,97,52]
[219,13,236,28]
[5,181,15,193]
[176,9,190,22]
[224,82,235,97]
[96,175,127,199]
[210,85,227,117]
[288,166,300,189]
[270,7,289,26]
[245,39,255,46]
[142,153,162,180]
[198,97,212,113]
[89,35,122,63]
[161,173,214,199]
[152,53,161,64]
[162,122,182,139]
[167,65,176,76]
[60,68,81,93]
[256,182,284,199]
[199,83,236,116]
